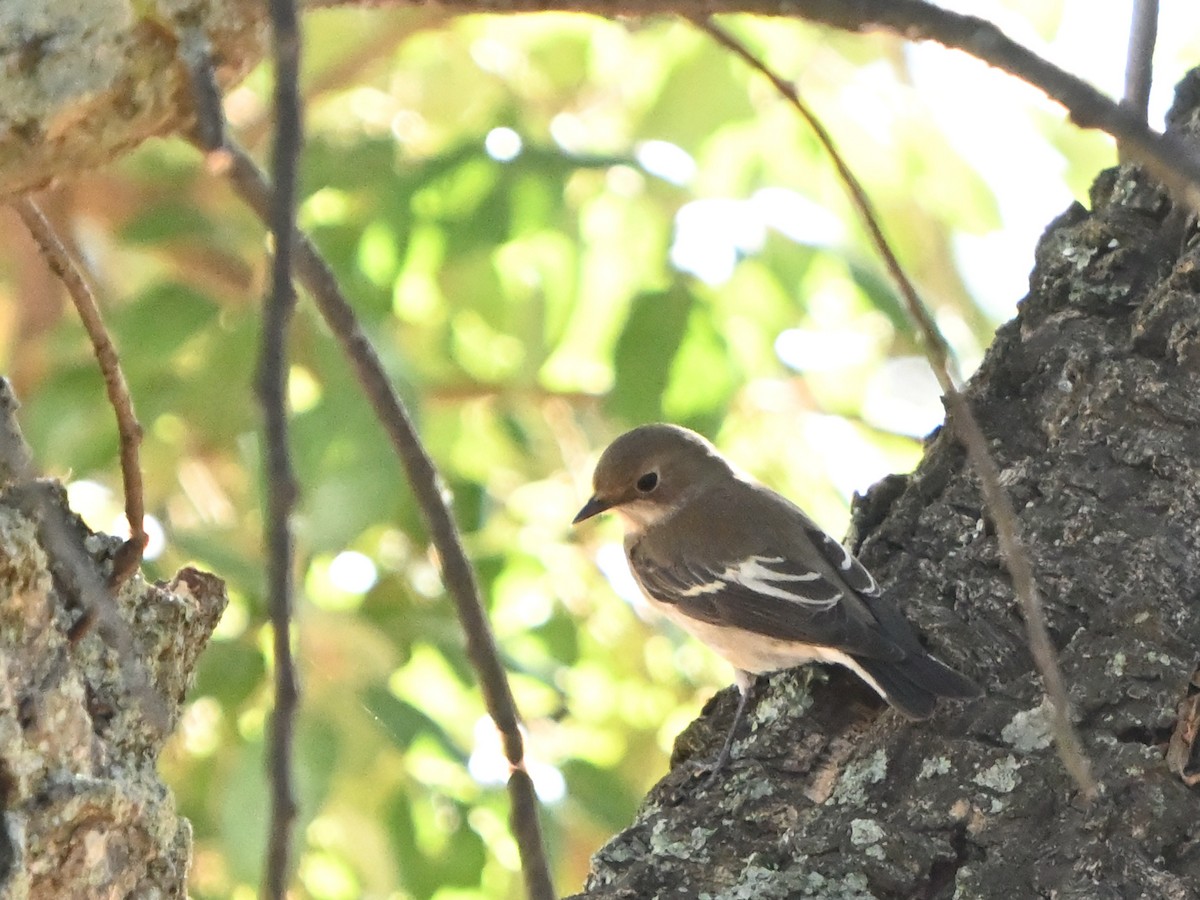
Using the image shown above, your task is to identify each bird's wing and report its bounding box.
[797,519,881,598]
[629,538,906,662]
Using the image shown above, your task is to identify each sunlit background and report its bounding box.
[1,2,1197,897]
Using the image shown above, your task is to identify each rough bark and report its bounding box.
[0,0,265,199]
[0,486,227,899]
[566,78,1200,900]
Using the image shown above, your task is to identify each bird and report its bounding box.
[572,423,980,776]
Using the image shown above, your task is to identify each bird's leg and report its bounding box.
[705,670,756,783]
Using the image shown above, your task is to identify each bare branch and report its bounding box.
[179,26,227,153]
[8,0,1200,212]
[180,37,556,900]
[1122,0,1159,126]
[699,19,1098,802]
[261,0,304,895]
[12,198,147,587]
[222,138,558,900]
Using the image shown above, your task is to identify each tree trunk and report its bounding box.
[0,432,227,898]
[567,75,1200,900]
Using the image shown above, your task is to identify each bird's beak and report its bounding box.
[572,495,613,524]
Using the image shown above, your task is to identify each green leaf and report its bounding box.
[845,259,911,334]
[536,605,581,665]
[661,302,738,432]
[640,41,754,148]
[120,202,215,243]
[386,790,486,899]
[360,684,467,763]
[113,282,220,363]
[561,758,640,832]
[194,639,265,707]
[609,285,694,424]
[219,741,270,882]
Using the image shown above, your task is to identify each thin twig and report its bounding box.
[179,26,226,153]
[13,198,147,587]
[1122,0,1159,128]
[223,138,558,900]
[696,20,961,386]
[699,18,1098,801]
[261,0,304,896]
[180,38,556,900]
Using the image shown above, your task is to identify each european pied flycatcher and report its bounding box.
[574,423,980,774]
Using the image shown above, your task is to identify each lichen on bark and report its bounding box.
[0,487,226,899]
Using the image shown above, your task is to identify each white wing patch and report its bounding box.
[827,536,854,572]
[818,532,880,596]
[715,554,842,611]
[676,579,725,597]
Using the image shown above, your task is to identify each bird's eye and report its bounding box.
[636,472,659,493]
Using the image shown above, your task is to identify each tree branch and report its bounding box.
[229,139,558,900]
[10,0,1200,213]
[261,0,304,895]
[11,198,147,588]
[1122,0,1158,135]
[181,39,557,900]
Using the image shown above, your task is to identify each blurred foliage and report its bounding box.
[8,2,1196,897]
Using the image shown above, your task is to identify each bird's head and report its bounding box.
[572,424,731,533]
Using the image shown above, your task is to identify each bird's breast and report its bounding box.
[643,593,851,675]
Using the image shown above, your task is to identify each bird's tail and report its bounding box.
[852,651,981,720]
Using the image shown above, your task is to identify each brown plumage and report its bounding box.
[574,423,980,773]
